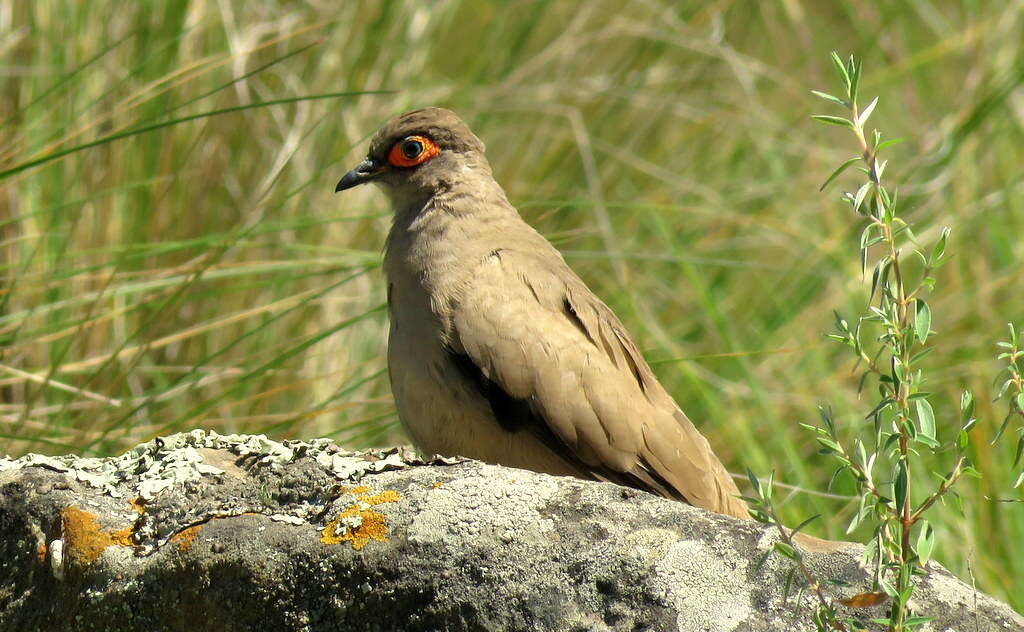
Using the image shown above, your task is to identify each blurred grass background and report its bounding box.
[1,0,1022,607]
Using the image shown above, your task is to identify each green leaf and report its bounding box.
[830,51,851,91]
[916,520,935,565]
[856,96,878,127]
[1014,434,1024,468]
[915,299,932,343]
[894,460,908,513]
[960,391,975,426]
[901,417,918,442]
[880,578,899,598]
[811,114,855,129]
[993,411,1013,443]
[852,182,872,214]
[875,159,887,180]
[828,466,846,492]
[819,156,862,191]
[746,468,762,498]
[783,566,797,603]
[846,498,866,534]
[911,347,936,365]
[1016,392,1024,413]
[864,398,895,420]
[774,541,798,560]
[876,137,905,151]
[849,55,861,104]
[818,406,837,434]
[816,436,841,453]
[916,399,937,445]
[997,378,1014,400]
[930,227,951,265]
[791,514,821,537]
[810,90,848,107]
[870,255,891,302]
[1014,471,1024,489]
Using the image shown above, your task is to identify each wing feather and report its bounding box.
[449,249,748,518]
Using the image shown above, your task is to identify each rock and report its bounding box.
[0,431,1019,631]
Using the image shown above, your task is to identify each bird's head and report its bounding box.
[335,107,489,205]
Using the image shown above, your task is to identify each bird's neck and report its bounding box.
[383,182,522,295]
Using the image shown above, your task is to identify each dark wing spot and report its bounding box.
[448,350,533,433]
[444,347,688,503]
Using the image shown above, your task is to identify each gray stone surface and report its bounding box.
[0,431,1019,632]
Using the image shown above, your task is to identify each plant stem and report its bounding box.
[770,509,849,632]
[855,97,918,632]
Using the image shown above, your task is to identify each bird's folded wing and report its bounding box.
[449,249,747,518]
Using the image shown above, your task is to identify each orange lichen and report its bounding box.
[430,481,443,489]
[128,497,146,514]
[169,525,203,551]
[320,489,401,550]
[342,485,370,495]
[360,490,401,505]
[110,527,135,546]
[36,542,47,562]
[61,506,135,566]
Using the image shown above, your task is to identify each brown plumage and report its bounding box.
[336,107,749,519]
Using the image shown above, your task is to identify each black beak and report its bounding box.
[335,158,382,192]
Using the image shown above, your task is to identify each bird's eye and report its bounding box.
[401,140,423,160]
[387,135,439,168]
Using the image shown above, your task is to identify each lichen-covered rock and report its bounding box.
[0,431,1019,631]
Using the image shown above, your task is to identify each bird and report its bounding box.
[335,107,749,520]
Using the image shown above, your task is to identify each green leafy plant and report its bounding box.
[750,52,983,632]
[746,469,853,631]
[994,323,1024,490]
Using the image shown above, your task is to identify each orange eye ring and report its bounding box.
[388,135,440,168]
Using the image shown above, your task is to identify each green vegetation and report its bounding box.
[750,52,986,631]
[2,1,1021,611]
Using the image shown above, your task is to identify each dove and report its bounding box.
[336,107,749,519]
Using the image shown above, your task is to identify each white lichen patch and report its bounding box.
[136,446,225,500]
[269,514,307,526]
[407,465,560,545]
[314,445,415,480]
[337,512,365,533]
[0,453,124,495]
[0,430,421,504]
[619,528,679,568]
[653,538,753,632]
[49,539,64,581]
